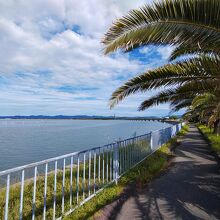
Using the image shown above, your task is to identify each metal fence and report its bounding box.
[0,122,183,220]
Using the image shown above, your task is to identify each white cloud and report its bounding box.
[139,47,150,54]
[157,46,174,60]
[0,0,172,116]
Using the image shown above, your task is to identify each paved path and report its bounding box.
[99,125,220,220]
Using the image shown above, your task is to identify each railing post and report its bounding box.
[4,174,10,220]
[169,127,172,139]
[113,142,119,184]
[133,133,136,163]
[176,124,179,133]
[150,131,153,151]
[173,125,176,137]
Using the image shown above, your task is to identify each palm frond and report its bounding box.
[137,82,211,111]
[103,0,220,54]
[138,85,213,111]
[138,75,220,111]
[169,43,219,61]
[170,99,193,111]
[192,93,216,109]
[109,55,220,109]
[137,89,177,111]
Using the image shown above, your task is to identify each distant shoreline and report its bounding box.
[0,117,160,120]
[0,115,159,119]
[0,116,181,123]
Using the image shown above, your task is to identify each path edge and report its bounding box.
[197,125,220,165]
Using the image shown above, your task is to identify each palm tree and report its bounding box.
[102,0,220,131]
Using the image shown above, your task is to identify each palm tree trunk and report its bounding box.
[214,119,220,135]
[217,119,220,136]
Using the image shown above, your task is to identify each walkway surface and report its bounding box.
[98,125,220,220]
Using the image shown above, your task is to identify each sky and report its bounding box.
[0,0,181,117]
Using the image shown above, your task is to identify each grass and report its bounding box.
[65,124,189,220]
[198,124,220,153]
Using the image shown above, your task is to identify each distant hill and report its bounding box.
[0,115,109,119]
[0,115,161,120]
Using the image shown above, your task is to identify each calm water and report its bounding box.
[0,119,169,171]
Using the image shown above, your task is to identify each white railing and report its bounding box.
[0,123,183,219]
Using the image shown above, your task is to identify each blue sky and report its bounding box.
[0,0,183,117]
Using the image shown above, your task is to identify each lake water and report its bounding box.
[0,119,170,171]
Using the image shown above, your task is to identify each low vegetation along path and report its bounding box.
[99,125,220,219]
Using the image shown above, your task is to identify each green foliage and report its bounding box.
[64,184,122,220]
[198,124,220,153]
[168,115,178,120]
[177,124,189,136]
